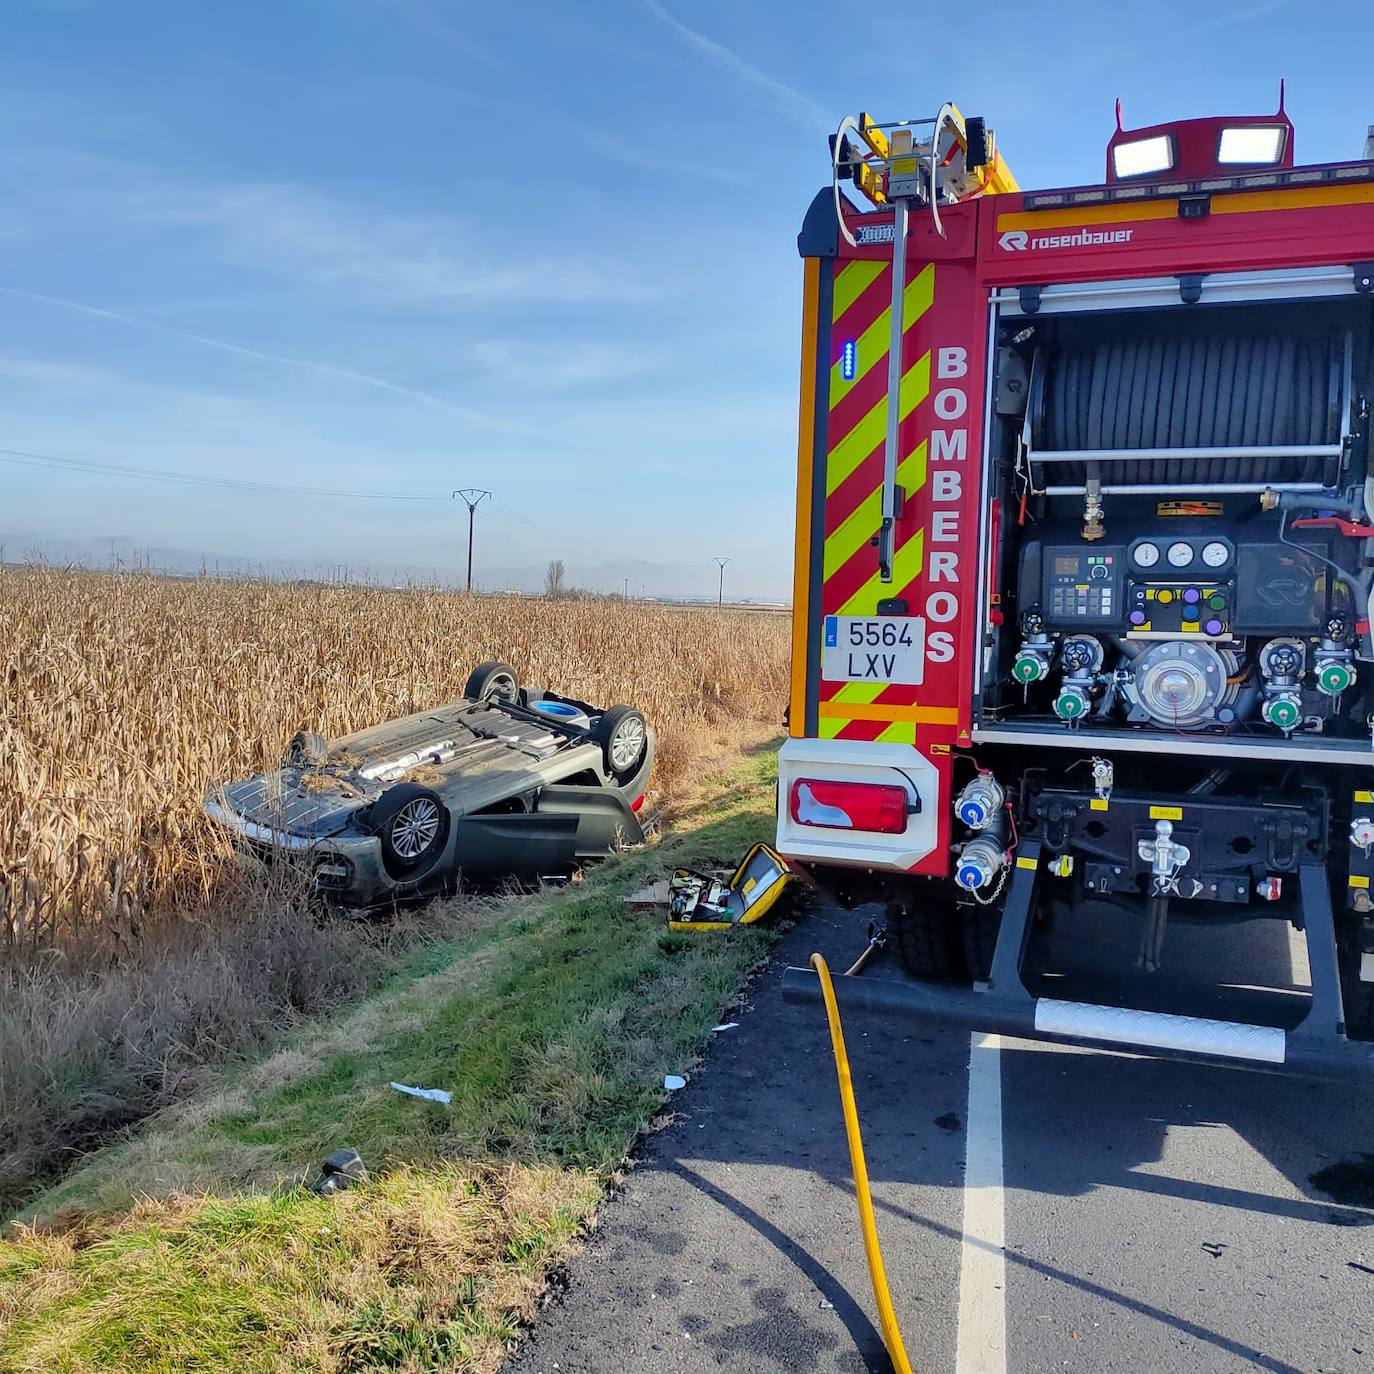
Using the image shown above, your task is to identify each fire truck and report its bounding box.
[778,94,1374,1076]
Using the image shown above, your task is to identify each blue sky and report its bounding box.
[1,0,1371,597]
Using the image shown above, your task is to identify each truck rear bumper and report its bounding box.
[784,840,1374,1080]
[782,969,1374,1078]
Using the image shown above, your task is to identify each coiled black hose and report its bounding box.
[1037,334,1342,487]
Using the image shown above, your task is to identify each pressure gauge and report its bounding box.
[1134,541,1160,569]
[1167,541,1194,568]
[1201,540,1229,568]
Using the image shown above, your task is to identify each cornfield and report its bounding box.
[0,567,790,952]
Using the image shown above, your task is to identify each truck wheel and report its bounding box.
[962,903,1002,982]
[465,661,520,704]
[369,783,448,877]
[1342,957,1374,1041]
[886,898,967,983]
[1346,982,1374,1041]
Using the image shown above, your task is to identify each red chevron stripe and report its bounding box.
[820,537,879,612]
[829,264,891,356]
[820,509,923,613]
[823,445,884,537]
[826,352,891,448]
[826,310,929,454]
[836,718,886,742]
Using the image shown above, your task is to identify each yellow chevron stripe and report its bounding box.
[827,264,934,409]
[875,721,915,744]
[823,441,929,580]
[817,679,885,738]
[831,260,885,322]
[826,680,886,705]
[838,528,924,616]
[826,353,930,495]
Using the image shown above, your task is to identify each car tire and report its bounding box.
[464,661,520,704]
[886,897,967,983]
[285,729,328,767]
[369,783,448,877]
[592,706,648,783]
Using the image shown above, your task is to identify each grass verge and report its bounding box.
[1,746,784,1373]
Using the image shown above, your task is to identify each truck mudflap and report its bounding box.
[783,841,1374,1080]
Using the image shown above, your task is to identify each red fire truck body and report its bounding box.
[777,101,1374,1075]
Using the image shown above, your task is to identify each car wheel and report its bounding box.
[370,783,448,876]
[464,661,520,704]
[592,706,648,783]
[285,729,328,767]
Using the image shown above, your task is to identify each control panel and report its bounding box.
[1125,580,1234,637]
[1023,532,1258,636]
[1041,547,1121,626]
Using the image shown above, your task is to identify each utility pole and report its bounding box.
[624,577,630,601]
[451,489,491,593]
[715,556,730,608]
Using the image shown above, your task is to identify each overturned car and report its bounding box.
[205,661,653,906]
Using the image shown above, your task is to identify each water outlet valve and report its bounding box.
[955,773,1005,830]
[955,835,1009,891]
[1053,685,1090,721]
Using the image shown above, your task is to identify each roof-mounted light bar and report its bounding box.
[1218,123,1287,165]
[1023,158,1374,210]
[1111,134,1174,179]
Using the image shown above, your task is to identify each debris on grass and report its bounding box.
[2,749,784,1374]
[310,1148,367,1195]
[390,1082,454,1105]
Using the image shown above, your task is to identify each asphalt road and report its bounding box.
[508,899,1374,1374]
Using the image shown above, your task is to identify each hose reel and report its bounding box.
[1025,331,1351,494]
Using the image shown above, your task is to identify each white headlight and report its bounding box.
[1218,125,1285,165]
[1112,135,1174,178]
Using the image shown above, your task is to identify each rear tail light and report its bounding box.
[789,778,910,834]
[630,794,646,812]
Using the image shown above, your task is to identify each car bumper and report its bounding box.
[204,800,393,904]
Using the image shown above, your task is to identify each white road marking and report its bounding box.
[955,1032,1007,1374]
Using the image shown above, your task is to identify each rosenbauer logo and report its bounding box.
[997,226,1134,252]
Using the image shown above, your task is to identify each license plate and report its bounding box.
[821,615,925,684]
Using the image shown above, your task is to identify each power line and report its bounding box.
[0,443,445,501]
[451,488,491,592]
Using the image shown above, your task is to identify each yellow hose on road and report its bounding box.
[809,952,915,1374]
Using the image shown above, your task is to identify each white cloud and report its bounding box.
[129,181,663,307]
[466,338,664,393]
[0,285,522,430]
[639,0,833,132]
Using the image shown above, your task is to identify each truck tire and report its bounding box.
[1346,980,1374,1041]
[1342,951,1374,1041]
[886,898,967,983]
[961,902,1002,983]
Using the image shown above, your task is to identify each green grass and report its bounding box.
[1,747,784,1374]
